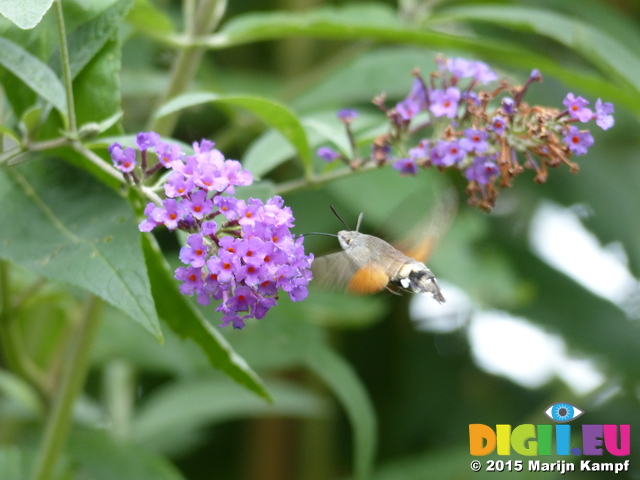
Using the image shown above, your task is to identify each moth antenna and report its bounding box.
[329,205,351,230]
[355,212,364,232]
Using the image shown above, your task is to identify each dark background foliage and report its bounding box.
[0,0,639,479]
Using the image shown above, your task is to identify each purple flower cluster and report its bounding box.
[316,56,615,211]
[109,134,313,329]
[395,59,495,122]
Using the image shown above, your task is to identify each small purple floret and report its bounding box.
[595,99,614,130]
[392,157,418,176]
[563,126,594,155]
[317,146,340,162]
[564,93,593,123]
[429,87,460,118]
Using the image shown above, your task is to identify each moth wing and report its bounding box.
[346,263,390,295]
[311,249,390,295]
[401,237,437,263]
[311,251,360,290]
[393,189,457,263]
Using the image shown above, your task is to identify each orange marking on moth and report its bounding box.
[347,264,389,295]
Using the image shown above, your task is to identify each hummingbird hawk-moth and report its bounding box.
[309,204,447,303]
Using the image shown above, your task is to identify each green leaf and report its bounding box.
[433,5,640,96]
[208,4,639,113]
[126,0,176,36]
[0,161,162,340]
[79,111,123,139]
[225,311,377,480]
[72,37,122,129]
[67,426,186,480]
[48,0,135,80]
[141,233,271,401]
[154,91,311,177]
[303,341,376,480]
[132,378,327,453]
[0,37,66,115]
[0,0,54,29]
[216,3,402,45]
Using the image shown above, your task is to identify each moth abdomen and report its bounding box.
[394,262,445,303]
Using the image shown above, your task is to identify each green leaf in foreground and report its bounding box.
[141,233,271,401]
[48,0,135,80]
[228,308,377,480]
[154,92,311,177]
[0,37,66,115]
[0,161,162,340]
[0,0,54,30]
[303,341,377,480]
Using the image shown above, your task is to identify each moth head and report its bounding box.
[338,230,358,249]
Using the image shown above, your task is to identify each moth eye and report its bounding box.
[544,403,583,423]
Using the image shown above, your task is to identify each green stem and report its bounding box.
[149,0,228,136]
[0,262,49,400]
[275,162,379,196]
[30,295,104,480]
[103,359,136,440]
[54,0,76,133]
[0,261,19,372]
[71,142,123,184]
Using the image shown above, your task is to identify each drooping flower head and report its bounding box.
[315,56,614,212]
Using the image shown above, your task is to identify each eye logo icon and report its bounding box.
[544,403,584,423]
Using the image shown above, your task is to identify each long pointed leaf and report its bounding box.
[304,341,377,480]
[433,5,640,96]
[141,233,271,401]
[205,5,638,113]
[0,161,162,340]
[0,37,66,115]
[48,0,135,80]
[0,0,54,29]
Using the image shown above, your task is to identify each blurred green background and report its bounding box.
[1,0,639,479]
